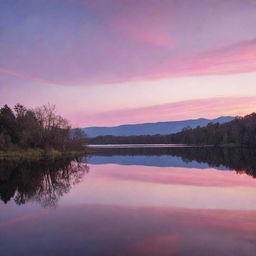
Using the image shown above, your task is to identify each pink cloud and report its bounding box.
[112,1,174,48]
[73,96,256,126]
[1,0,256,86]
[1,38,255,86]
[0,68,57,85]
[117,22,173,47]
[153,39,256,79]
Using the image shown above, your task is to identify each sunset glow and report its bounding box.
[2,3,256,254]
[1,0,256,126]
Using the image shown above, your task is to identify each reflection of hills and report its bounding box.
[0,158,89,207]
[87,147,256,178]
[87,154,224,169]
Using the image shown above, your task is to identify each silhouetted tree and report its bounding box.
[0,103,86,151]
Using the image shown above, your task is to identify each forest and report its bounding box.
[0,104,86,152]
[89,113,256,147]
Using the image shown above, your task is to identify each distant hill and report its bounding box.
[82,116,234,137]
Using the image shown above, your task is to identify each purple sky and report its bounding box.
[1,0,256,127]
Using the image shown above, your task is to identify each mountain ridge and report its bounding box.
[82,116,235,137]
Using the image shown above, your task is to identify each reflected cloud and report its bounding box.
[89,165,256,188]
[1,204,256,256]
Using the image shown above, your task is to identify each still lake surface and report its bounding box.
[1,145,256,255]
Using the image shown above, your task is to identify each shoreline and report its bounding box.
[0,149,87,160]
[88,144,210,148]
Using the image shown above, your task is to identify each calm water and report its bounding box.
[1,147,256,255]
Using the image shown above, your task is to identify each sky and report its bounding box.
[0,0,256,127]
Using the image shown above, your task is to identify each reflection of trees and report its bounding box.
[90,147,256,178]
[0,157,89,207]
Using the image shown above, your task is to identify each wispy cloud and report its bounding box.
[0,68,57,85]
[153,39,256,79]
[75,96,256,126]
[0,0,256,85]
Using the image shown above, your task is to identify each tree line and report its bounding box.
[0,104,86,151]
[88,113,256,146]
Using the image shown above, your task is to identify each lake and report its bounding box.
[1,146,256,255]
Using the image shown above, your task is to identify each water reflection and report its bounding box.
[88,147,256,178]
[0,157,89,207]
[1,148,256,255]
[1,204,256,256]
[1,147,256,208]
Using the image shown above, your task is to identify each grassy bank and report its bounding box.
[0,149,87,160]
